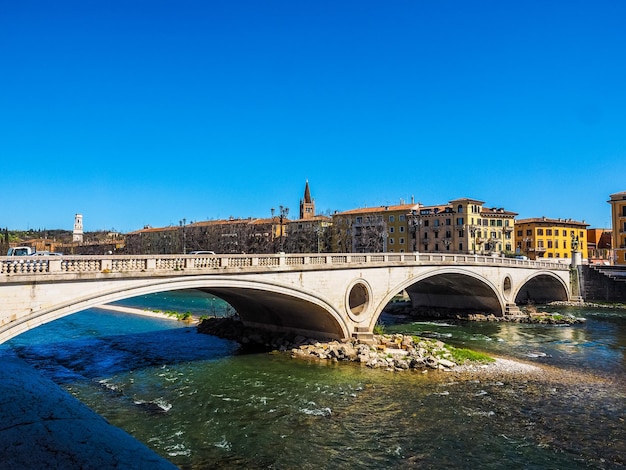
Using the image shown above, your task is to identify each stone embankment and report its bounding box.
[198,317,464,371]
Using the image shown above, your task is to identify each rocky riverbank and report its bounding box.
[197,317,494,372]
[383,301,587,324]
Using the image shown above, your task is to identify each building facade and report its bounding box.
[587,228,612,265]
[608,191,626,265]
[514,217,589,262]
[410,198,516,255]
[331,204,417,253]
[331,197,516,255]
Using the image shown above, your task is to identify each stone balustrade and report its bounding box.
[0,253,569,277]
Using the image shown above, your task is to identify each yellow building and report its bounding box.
[515,217,588,262]
[411,198,516,255]
[331,197,516,255]
[608,191,626,265]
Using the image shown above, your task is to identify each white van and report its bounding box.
[7,247,35,256]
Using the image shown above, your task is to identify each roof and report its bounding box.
[516,217,589,227]
[334,203,418,216]
[303,180,312,203]
[481,207,518,217]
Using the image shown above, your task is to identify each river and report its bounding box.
[2,290,625,469]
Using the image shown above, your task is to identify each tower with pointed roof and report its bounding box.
[300,180,315,220]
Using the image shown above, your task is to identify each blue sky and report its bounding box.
[2,1,624,232]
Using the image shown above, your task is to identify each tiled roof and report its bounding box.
[334,204,417,216]
[516,217,589,227]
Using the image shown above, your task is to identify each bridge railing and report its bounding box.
[0,252,570,276]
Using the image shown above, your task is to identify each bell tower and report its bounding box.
[73,214,84,243]
[300,180,315,220]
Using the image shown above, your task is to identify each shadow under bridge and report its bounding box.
[197,286,348,340]
[404,272,503,316]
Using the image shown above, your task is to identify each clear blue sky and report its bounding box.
[2,1,624,232]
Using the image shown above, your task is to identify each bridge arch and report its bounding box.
[513,271,570,305]
[1,277,350,344]
[368,268,505,330]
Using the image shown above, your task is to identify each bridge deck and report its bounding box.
[0,253,569,278]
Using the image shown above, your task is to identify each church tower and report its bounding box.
[300,180,315,220]
[73,213,84,243]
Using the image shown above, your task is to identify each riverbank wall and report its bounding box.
[0,353,176,469]
[581,265,626,302]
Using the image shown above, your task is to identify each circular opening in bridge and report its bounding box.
[503,276,512,298]
[348,282,369,317]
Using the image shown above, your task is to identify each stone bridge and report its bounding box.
[0,253,573,344]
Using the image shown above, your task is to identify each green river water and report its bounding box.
[3,290,625,469]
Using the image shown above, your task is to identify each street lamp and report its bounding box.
[179,218,187,254]
[271,206,289,252]
[407,210,422,252]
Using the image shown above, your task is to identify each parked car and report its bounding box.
[7,247,35,256]
[31,251,63,256]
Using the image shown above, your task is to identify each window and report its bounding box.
[622,206,626,217]
[490,220,496,226]
[434,231,439,238]
[538,240,544,248]
[555,240,559,248]
[526,229,532,236]
[389,215,395,222]
[446,218,451,226]
[497,220,502,227]
[434,220,440,227]
[399,237,405,245]
[459,243,463,251]
[356,217,362,224]
[389,238,394,244]
[458,205,463,213]
[537,229,544,235]
[548,241,553,248]
[546,229,552,236]
[517,230,523,237]
[399,226,405,232]
[459,230,465,237]
[445,231,452,238]
[435,244,439,251]
[457,217,464,225]
[399,215,406,221]
[424,220,430,227]
[554,229,559,236]
[491,231,497,239]
[389,227,395,233]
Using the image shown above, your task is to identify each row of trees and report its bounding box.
[124,218,390,255]
[3,220,392,256]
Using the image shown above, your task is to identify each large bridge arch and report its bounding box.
[0,277,350,344]
[513,271,570,305]
[367,268,505,330]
